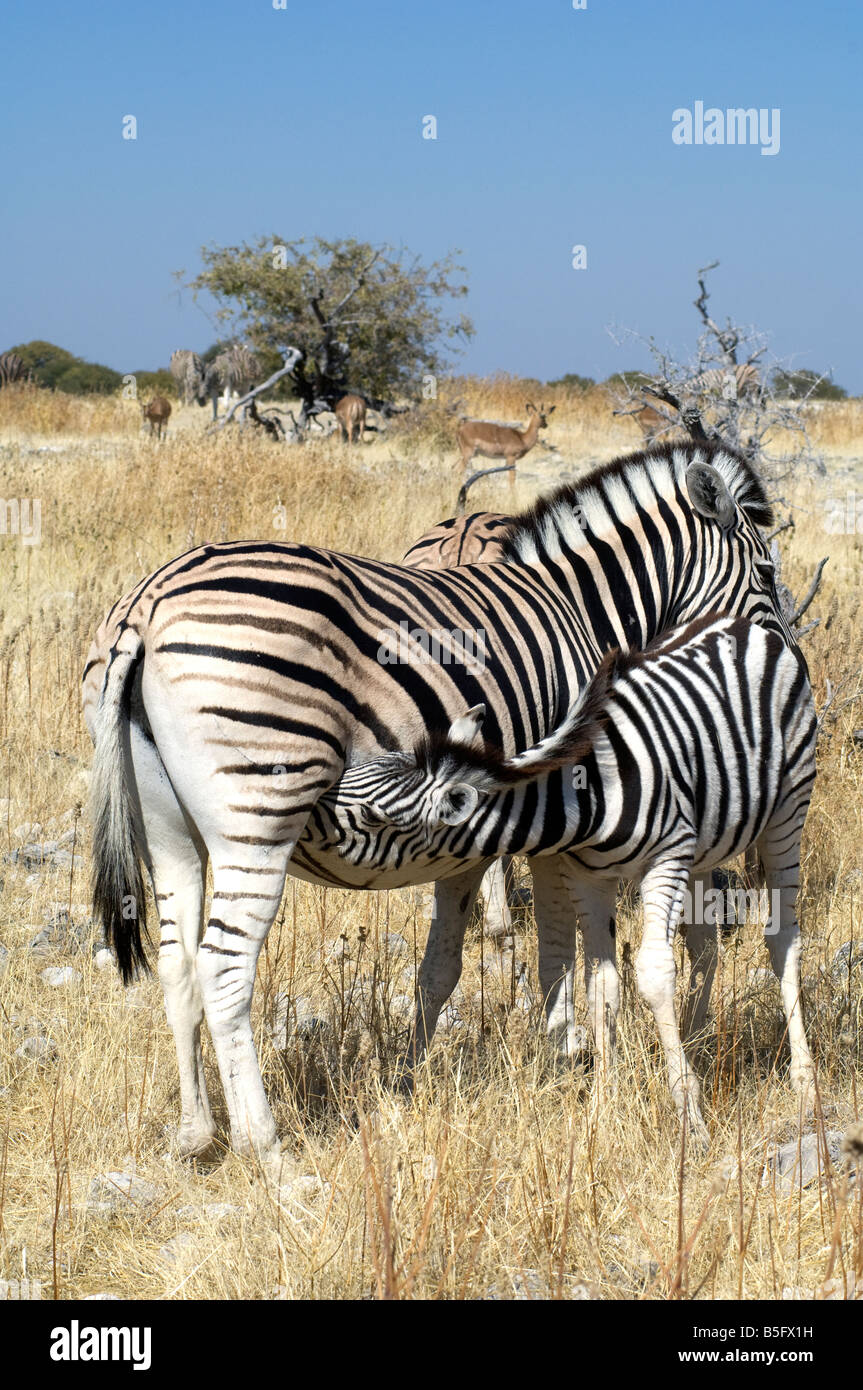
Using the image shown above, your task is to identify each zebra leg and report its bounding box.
[483,856,513,943]
[636,861,710,1151]
[195,840,297,1170]
[404,863,488,1080]
[681,872,720,1041]
[130,723,216,1159]
[531,857,599,1061]
[559,869,619,1074]
[758,832,815,1101]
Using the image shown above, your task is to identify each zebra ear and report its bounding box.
[686,462,737,529]
[430,782,479,827]
[447,704,486,749]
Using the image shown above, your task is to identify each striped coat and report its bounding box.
[321,614,816,1146]
[0,351,26,388]
[83,442,795,1166]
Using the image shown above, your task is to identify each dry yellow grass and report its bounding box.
[0,383,861,1301]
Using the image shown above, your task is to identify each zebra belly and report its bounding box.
[286,838,486,890]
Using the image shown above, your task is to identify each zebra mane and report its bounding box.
[501,442,772,563]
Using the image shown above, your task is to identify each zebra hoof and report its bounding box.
[177,1126,220,1163]
[683,1115,711,1157]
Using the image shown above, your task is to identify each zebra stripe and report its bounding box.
[199,344,260,420]
[687,363,761,400]
[169,350,204,406]
[83,441,795,1165]
[402,513,513,570]
[0,351,26,388]
[325,614,816,1146]
[402,512,516,938]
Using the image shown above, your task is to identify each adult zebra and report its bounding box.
[83,442,794,1167]
[689,362,761,401]
[0,351,26,388]
[318,614,816,1147]
[198,344,259,421]
[169,350,204,406]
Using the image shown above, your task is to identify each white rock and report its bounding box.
[94,948,114,970]
[279,1175,331,1204]
[12,822,42,841]
[15,1034,56,1062]
[159,1233,196,1264]
[0,943,8,977]
[762,1131,846,1193]
[382,932,409,959]
[40,966,81,987]
[87,1171,162,1211]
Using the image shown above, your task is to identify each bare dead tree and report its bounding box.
[455,464,515,515]
[208,349,302,433]
[608,262,827,484]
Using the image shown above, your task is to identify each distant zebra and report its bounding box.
[0,351,26,388]
[688,362,761,401]
[198,344,259,420]
[632,364,762,442]
[170,350,204,406]
[323,614,816,1147]
[82,442,797,1167]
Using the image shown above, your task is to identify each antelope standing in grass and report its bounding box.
[457,403,554,484]
[142,396,171,440]
[335,394,366,444]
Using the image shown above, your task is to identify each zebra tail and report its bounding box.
[90,635,150,983]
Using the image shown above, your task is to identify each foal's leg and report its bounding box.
[636,861,710,1151]
[531,858,618,1066]
[681,872,720,1042]
[404,862,488,1077]
[482,857,513,942]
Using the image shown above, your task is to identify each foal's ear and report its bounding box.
[430,782,479,827]
[685,462,737,529]
[447,703,486,749]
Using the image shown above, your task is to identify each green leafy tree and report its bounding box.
[132,368,175,397]
[11,340,78,388]
[546,372,596,390]
[53,362,123,394]
[771,368,848,401]
[182,237,473,418]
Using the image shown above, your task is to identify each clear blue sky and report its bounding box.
[3,0,861,388]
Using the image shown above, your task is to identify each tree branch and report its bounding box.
[789,556,828,624]
[456,465,514,516]
[208,348,302,432]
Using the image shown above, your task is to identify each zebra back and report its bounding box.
[402,513,513,570]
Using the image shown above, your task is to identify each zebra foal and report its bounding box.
[323,615,816,1147]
